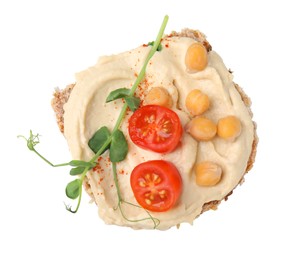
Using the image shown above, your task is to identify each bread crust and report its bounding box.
[51,29,258,217]
[51,84,75,133]
[200,83,258,214]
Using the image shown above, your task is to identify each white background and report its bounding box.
[1,0,301,259]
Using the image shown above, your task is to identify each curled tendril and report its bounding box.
[64,203,77,213]
[18,130,40,151]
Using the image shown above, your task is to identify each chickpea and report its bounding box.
[195,161,222,186]
[185,42,208,72]
[186,117,217,141]
[185,89,210,116]
[217,116,242,141]
[145,87,172,108]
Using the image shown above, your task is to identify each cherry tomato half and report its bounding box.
[130,160,182,212]
[128,105,183,153]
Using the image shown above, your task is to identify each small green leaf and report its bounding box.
[88,126,111,154]
[125,96,140,111]
[70,166,86,176]
[110,130,128,162]
[65,179,81,199]
[69,160,93,167]
[106,88,130,103]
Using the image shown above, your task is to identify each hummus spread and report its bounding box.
[64,36,254,230]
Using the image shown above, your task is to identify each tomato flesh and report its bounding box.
[128,105,183,153]
[130,160,182,212]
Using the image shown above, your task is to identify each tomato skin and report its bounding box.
[130,160,182,212]
[128,105,183,153]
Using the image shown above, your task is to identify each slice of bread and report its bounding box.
[51,29,258,214]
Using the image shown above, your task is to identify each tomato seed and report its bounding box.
[139,181,146,187]
[159,190,167,199]
[145,173,151,181]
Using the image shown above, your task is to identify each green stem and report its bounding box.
[112,104,128,133]
[71,134,113,214]
[112,15,169,133]
[112,162,122,201]
[129,15,169,97]
[123,201,159,225]
[66,184,83,213]
[112,162,160,228]
[53,162,70,167]
[90,135,113,162]
[32,149,70,167]
[66,166,89,214]
[74,184,83,213]
[63,136,109,214]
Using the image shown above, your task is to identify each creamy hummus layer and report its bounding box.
[64,36,254,230]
